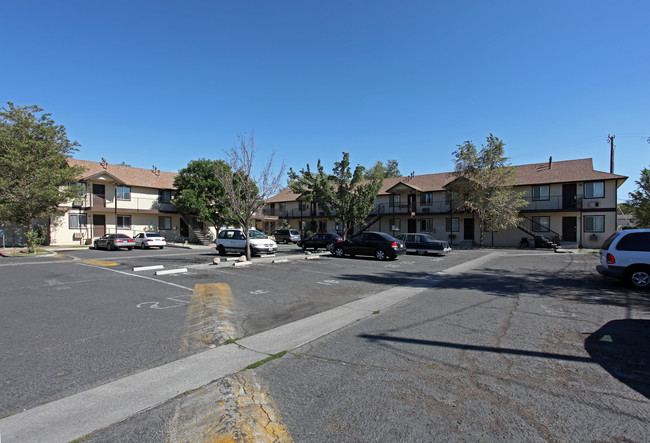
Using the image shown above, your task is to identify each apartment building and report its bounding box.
[51,159,204,245]
[262,158,627,248]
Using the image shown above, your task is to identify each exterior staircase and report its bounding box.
[354,205,385,236]
[180,214,213,245]
[517,218,560,249]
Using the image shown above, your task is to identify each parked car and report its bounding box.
[395,233,451,256]
[216,229,277,256]
[331,231,406,261]
[299,233,343,251]
[133,232,166,249]
[596,228,650,289]
[271,229,301,244]
[93,234,135,251]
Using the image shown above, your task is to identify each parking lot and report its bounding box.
[1,246,649,441]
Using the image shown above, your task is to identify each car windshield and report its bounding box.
[249,230,267,239]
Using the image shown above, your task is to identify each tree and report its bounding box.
[0,102,84,250]
[214,133,285,260]
[362,159,401,180]
[289,152,383,239]
[451,134,528,247]
[628,165,650,227]
[173,159,237,232]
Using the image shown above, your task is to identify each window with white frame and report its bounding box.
[420,192,433,206]
[390,219,401,231]
[584,182,604,198]
[420,218,433,232]
[116,186,131,201]
[69,213,87,228]
[117,215,131,229]
[532,185,550,201]
[159,216,172,230]
[532,216,550,232]
[69,182,87,197]
[584,215,604,232]
[446,218,460,232]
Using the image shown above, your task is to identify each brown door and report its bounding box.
[464,218,475,242]
[563,184,577,209]
[562,217,577,242]
[93,184,106,208]
[93,214,106,237]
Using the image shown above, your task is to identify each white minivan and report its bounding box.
[596,229,650,289]
[216,228,277,256]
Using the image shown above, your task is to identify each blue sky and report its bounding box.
[2,1,648,201]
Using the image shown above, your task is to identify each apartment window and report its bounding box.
[279,203,286,214]
[69,213,87,228]
[420,218,433,232]
[159,190,172,203]
[298,201,306,211]
[318,220,327,232]
[584,181,604,198]
[117,215,131,229]
[116,186,131,201]
[420,192,433,206]
[69,182,87,197]
[390,194,401,208]
[446,218,460,232]
[390,219,401,231]
[159,216,172,230]
[584,215,604,232]
[532,185,550,201]
[532,216,550,232]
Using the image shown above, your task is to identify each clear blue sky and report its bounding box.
[2,1,648,201]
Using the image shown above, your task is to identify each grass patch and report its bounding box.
[220,337,241,346]
[372,310,381,315]
[245,351,288,370]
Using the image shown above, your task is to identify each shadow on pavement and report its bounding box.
[585,319,650,399]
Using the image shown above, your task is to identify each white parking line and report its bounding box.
[78,263,193,291]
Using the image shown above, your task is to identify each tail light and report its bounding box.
[391,241,398,249]
[606,253,615,264]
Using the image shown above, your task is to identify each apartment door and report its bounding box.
[464,218,475,242]
[407,219,417,233]
[408,194,417,213]
[562,184,577,209]
[93,214,106,237]
[180,218,189,237]
[92,184,106,208]
[562,217,577,242]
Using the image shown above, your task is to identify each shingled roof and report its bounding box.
[267,158,627,203]
[68,159,177,190]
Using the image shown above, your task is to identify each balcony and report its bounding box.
[71,194,177,213]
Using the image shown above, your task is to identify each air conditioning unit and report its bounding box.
[588,202,599,207]
[72,199,83,208]
[589,234,599,241]
[422,208,430,213]
[73,232,84,240]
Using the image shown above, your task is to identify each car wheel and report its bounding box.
[417,250,427,256]
[283,239,289,244]
[159,246,164,249]
[94,241,100,250]
[217,245,226,256]
[107,242,115,251]
[127,247,133,251]
[626,266,650,289]
[375,249,386,260]
[140,242,146,249]
[333,246,345,258]
[325,242,332,251]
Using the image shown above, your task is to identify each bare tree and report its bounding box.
[215,132,285,260]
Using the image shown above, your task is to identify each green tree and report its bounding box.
[628,165,650,227]
[362,159,401,180]
[215,133,285,260]
[173,159,237,232]
[289,152,382,238]
[451,134,528,246]
[0,102,84,250]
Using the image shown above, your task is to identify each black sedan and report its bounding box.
[94,234,135,251]
[331,232,406,260]
[299,233,343,251]
[395,233,452,256]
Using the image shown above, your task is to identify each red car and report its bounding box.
[94,234,135,251]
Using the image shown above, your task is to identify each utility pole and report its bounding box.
[607,134,615,173]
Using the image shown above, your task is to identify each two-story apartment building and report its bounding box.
[262,158,627,248]
[51,159,195,245]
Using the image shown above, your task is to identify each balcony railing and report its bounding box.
[69,195,176,213]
